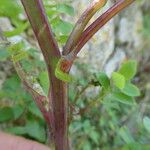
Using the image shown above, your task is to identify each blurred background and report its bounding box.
[0,0,150,149]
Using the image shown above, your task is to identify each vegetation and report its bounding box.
[0,0,150,150]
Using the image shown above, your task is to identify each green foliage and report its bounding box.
[44,1,74,45]
[0,0,148,150]
[0,107,14,122]
[143,116,150,133]
[112,72,125,89]
[0,48,10,61]
[118,60,137,81]
[143,15,150,37]
[7,119,46,142]
[97,72,110,89]
[119,126,135,144]
[122,83,140,97]
[69,59,142,149]
[0,0,28,36]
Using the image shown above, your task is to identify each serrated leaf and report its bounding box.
[143,116,150,133]
[119,60,137,80]
[0,107,14,122]
[25,120,46,142]
[97,72,110,89]
[8,42,24,54]
[110,91,135,105]
[122,83,140,97]
[112,72,125,89]
[12,51,28,63]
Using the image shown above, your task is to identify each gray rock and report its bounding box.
[104,48,126,77]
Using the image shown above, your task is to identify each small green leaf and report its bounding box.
[143,116,150,133]
[122,83,140,97]
[119,60,137,80]
[0,107,14,122]
[8,42,24,54]
[4,22,29,37]
[12,51,28,63]
[112,72,125,89]
[57,35,68,44]
[97,72,110,89]
[55,59,73,82]
[110,91,135,105]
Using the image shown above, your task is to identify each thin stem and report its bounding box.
[72,0,135,56]
[59,0,135,75]
[63,0,107,55]
[21,0,61,80]
[13,62,51,126]
[21,1,69,149]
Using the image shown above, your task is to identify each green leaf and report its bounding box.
[0,107,14,122]
[56,4,74,16]
[12,51,28,63]
[82,141,91,150]
[25,120,46,142]
[97,72,110,89]
[57,35,68,44]
[119,126,135,144]
[51,17,73,35]
[89,130,100,145]
[0,49,10,61]
[143,116,150,133]
[28,102,44,120]
[38,71,49,95]
[122,83,140,97]
[119,143,150,150]
[12,105,24,120]
[8,42,24,55]
[111,72,125,89]
[1,74,26,101]
[118,60,137,80]
[4,22,29,37]
[110,91,135,105]
[6,126,27,135]
[0,0,21,19]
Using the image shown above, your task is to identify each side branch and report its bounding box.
[63,0,107,55]
[13,62,51,126]
[58,0,135,75]
[73,0,135,55]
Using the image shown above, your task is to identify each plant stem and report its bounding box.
[21,0,69,149]
[73,0,135,55]
[63,0,107,55]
